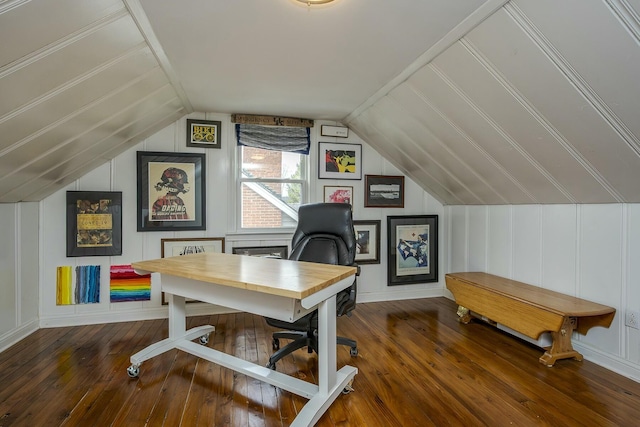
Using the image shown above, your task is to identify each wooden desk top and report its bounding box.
[445,272,615,317]
[132,252,357,300]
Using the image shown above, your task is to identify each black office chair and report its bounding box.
[265,202,359,370]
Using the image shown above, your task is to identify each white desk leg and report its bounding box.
[317,295,337,394]
[128,293,214,377]
[168,293,186,338]
[291,295,357,427]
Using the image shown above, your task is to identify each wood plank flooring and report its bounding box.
[2,297,640,426]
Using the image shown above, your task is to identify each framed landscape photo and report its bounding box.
[186,118,222,149]
[66,191,122,257]
[161,237,224,304]
[232,245,288,259]
[318,142,362,180]
[387,215,438,286]
[365,175,404,208]
[324,185,353,205]
[137,151,206,232]
[354,220,381,264]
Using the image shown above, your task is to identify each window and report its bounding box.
[236,130,309,230]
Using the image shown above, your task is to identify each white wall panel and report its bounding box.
[487,205,511,276]
[512,205,541,285]
[577,204,623,351]
[448,206,467,273]
[19,203,39,324]
[626,204,640,363]
[0,204,17,336]
[467,206,488,271]
[541,205,577,295]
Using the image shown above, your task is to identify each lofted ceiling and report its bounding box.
[1,0,639,205]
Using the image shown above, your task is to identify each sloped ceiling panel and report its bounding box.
[0,0,189,202]
[347,0,640,204]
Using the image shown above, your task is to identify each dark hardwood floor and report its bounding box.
[1,297,639,426]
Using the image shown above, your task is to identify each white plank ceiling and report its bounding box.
[1,0,639,204]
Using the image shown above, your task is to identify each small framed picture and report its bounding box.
[186,118,222,149]
[354,220,381,264]
[232,245,289,259]
[136,151,206,232]
[318,142,362,180]
[324,185,353,205]
[387,215,438,286]
[320,125,349,138]
[365,175,405,208]
[66,191,122,257]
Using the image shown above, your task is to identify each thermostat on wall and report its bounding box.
[321,125,349,138]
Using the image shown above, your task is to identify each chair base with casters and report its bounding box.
[266,313,358,370]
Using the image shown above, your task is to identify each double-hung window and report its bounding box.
[236,124,309,230]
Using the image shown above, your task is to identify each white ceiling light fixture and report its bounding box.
[294,0,336,6]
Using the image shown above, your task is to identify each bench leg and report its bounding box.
[539,316,583,367]
[456,305,472,324]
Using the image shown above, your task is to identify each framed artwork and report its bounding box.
[387,215,438,286]
[232,245,289,259]
[324,185,353,205]
[137,151,206,232]
[186,118,222,149]
[365,175,405,208]
[318,142,362,180]
[66,191,122,257]
[161,237,225,258]
[161,237,224,304]
[354,220,381,264]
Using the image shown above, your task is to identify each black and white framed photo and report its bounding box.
[186,118,222,149]
[365,175,404,208]
[318,142,362,180]
[137,151,206,231]
[387,215,438,286]
[232,245,289,259]
[66,191,122,257]
[354,220,381,264]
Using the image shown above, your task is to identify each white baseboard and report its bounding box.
[39,304,236,328]
[574,342,640,384]
[0,318,39,353]
[357,287,443,303]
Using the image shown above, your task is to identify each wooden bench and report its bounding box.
[444,272,616,367]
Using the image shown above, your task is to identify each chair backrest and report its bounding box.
[289,203,356,266]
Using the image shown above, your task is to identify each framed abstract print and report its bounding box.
[66,191,122,257]
[387,215,438,285]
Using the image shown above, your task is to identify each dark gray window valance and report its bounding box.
[236,124,310,154]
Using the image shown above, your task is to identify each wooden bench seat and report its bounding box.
[444,272,616,367]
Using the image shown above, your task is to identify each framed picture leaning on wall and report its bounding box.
[137,151,206,232]
[387,215,438,285]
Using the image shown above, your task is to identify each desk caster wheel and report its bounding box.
[350,347,358,357]
[272,338,280,350]
[199,333,210,345]
[266,361,276,370]
[127,365,140,378]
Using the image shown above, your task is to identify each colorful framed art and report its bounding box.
[324,185,353,205]
[318,142,362,180]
